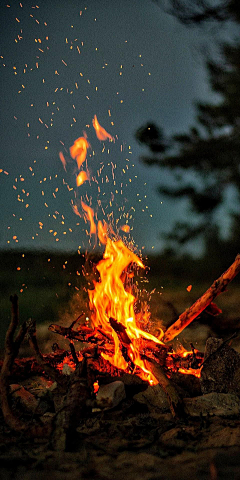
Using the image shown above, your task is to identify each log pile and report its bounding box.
[0,255,240,450]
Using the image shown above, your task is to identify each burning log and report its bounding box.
[144,359,184,418]
[49,321,112,344]
[163,254,240,343]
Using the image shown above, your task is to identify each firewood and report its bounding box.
[48,322,112,344]
[144,359,184,418]
[51,359,91,451]
[163,254,240,343]
[26,318,68,392]
[0,295,27,432]
[0,296,52,437]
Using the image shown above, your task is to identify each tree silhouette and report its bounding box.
[136,1,240,253]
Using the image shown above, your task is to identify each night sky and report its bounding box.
[0,0,220,255]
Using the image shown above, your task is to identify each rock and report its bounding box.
[200,337,240,395]
[133,384,169,413]
[96,381,126,410]
[159,427,188,449]
[10,384,39,413]
[184,392,240,417]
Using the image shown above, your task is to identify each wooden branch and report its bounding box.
[27,318,68,391]
[0,295,26,431]
[163,254,240,343]
[144,359,184,417]
[48,323,112,344]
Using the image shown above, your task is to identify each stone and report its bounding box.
[200,337,240,395]
[10,384,39,413]
[96,381,126,410]
[133,384,169,413]
[184,392,240,417]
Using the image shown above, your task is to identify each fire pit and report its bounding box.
[1,119,240,478]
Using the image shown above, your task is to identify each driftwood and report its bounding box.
[163,254,240,343]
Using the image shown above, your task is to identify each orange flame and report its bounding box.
[59,151,67,171]
[88,236,164,384]
[92,115,114,142]
[76,170,89,187]
[120,224,130,233]
[98,220,108,245]
[81,201,97,235]
[69,133,90,169]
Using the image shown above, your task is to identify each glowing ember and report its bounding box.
[93,381,99,394]
[92,115,115,142]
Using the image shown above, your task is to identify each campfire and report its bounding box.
[1,117,240,453]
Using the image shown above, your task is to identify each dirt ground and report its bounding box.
[2,399,240,480]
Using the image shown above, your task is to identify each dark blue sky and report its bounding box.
[0,0,224,254]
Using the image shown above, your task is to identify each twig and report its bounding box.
[27,318,68,391]
[163,254,240,343]
[69,342,79,366]
[0,295,27,431]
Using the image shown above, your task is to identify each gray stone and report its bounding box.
[184,392,240,417]
[96,381,126,410]
[133,384,169,413]
[200,337,240,395]
[10,384,39,413]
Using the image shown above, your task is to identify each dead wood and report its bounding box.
[0,295,28,432]
[26,318,68,392]
[163,254,240,343]
[51,359,91,451]
[48,322,112,344]
[0,296,52,437]
[144,359,184,418]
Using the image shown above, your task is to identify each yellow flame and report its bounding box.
[88,235,163,384]
[92,115,114,142]
[69,133,90,169]
[76,170,89,187]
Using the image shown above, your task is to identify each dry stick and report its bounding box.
[0,295,27,431]
[0,298,54,437]
[163,254,240,344]
[26,318,68,391]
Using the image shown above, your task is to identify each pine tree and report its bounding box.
[136,1,240,253]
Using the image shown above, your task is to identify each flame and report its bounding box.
[92,115,114,142]
[81,201,97,235]
[120,224,130,233]
[59,151,67,171]
[72,203,82,218]
[178,367,201,378]
[76,170,89,187]
[93,380,99,394]
[98,220,108,245]
[88,236,163,384]
[69,133,90,169]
